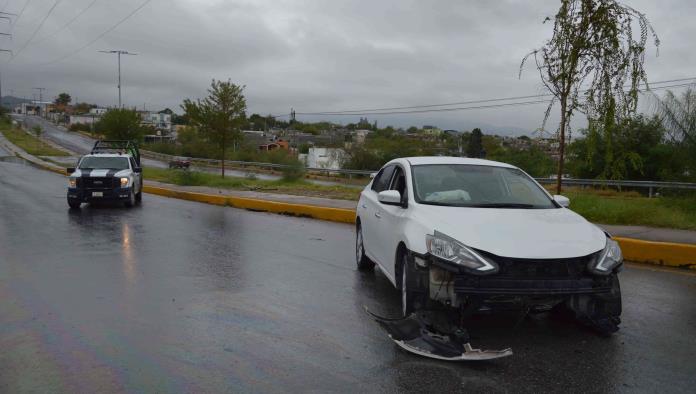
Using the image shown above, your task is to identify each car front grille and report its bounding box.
[82,177,117,190]
[476,250,599,279]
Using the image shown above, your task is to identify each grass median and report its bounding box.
[144,167,361,201]
[564,190,696,230]
[1,125,70,157]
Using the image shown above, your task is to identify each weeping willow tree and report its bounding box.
[653,88,696,149]
[520,0,659,193]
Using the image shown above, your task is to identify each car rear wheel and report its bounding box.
[68,199,81,209]
[356,224,375,271]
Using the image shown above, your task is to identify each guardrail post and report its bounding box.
[649,186,653,198]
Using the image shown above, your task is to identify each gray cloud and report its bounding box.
[1,0,691,134]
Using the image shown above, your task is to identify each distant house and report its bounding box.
[259,139,289,151]
[302,147,346,170]
[69,114,100,125]
[89,108,108,116]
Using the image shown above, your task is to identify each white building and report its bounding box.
[302,147,346,170]
[141,111,172,133]
[89,108,108,115]
[69,114,100,125]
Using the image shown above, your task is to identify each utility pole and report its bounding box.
[99,50,137,108]
[33,87,45,117]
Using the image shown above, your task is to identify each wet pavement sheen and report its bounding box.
[1,160,695,393]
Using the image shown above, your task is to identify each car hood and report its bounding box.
[414,205,606,259]
[71,169,131,177]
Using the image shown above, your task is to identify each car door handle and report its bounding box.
[374,212,381,219]
[362,204,367,209]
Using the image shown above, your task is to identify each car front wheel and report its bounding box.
[356,224,375,271]
[401,254,417,317]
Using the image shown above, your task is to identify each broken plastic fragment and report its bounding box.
[365,307,513,361]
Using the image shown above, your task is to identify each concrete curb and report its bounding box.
[614,237,696,270]
[142,186,356,224]
[3,131,694,270]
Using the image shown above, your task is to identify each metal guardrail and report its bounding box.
[141,150,696,193]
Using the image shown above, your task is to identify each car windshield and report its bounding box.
[411,164,557,209]
[78,157,130,170]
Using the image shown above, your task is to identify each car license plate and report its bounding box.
[92,192,103,197]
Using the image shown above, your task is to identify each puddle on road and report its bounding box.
[0,156,29,165]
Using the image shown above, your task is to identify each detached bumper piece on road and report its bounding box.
[365,308,512,361]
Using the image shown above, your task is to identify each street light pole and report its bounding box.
[99,50,137,108]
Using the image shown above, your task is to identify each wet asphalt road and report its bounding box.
[1,159,695,393]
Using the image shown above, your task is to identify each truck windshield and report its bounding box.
[411,164,557,209]
[78,157,130,170]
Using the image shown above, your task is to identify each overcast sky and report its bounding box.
[1,0,693,134]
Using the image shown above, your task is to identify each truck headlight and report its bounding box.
[68,178,77,188]
[589,237,623,275]
[120,177,129,187]
[426,231,498,274]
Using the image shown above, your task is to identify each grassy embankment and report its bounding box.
[1,123,70,157]
[562,188,696,230]
[144,167,361,201]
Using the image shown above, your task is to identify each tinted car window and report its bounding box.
[390,166,407,199]
[371,165,396,193]
[411,164,556,208]
[79,157,130,170]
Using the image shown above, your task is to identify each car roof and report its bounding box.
[395,156,517,169]
[83,153,133,158]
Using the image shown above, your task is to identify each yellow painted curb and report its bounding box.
[615,237,696,270]
[143,185,356,224]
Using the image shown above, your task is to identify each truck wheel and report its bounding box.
[356,224,375,271]
[124,190,135,208]
[136,191,142,203]
[68,199,81,209]
[401,254,417,317]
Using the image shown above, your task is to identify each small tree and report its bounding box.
[95,109,144,141]
[520,0,659,194]
[182,79,247,177]
[466,128,484,158]
[653,88,696,150]
[54,93,72,106]
[32,125,43,149]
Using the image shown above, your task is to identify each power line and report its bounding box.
[271,78,695,118]
[12,0,32,26]
[32,0,100,45]
[10,0,64,61]
[296,77,696,116]
[38,0,151,66]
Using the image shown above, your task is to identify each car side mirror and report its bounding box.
[133,167,142,173]
[378,190,405,207]
[67,167,75,174]
[553,195,570,208]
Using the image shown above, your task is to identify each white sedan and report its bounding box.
[357,157,623,359]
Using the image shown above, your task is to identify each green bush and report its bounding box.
[172,169,207,186]
[281,160,306,181]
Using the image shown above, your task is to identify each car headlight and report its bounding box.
[426,231,498,274]
[68,178,77,188]
[120,177,129,187]
[589,237,623,275]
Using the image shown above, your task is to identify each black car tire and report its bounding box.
[356,224,375,271]
[68,199,81,209]
[124,190,136,208]
[400,254,417,317]
[136,190,142,203]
